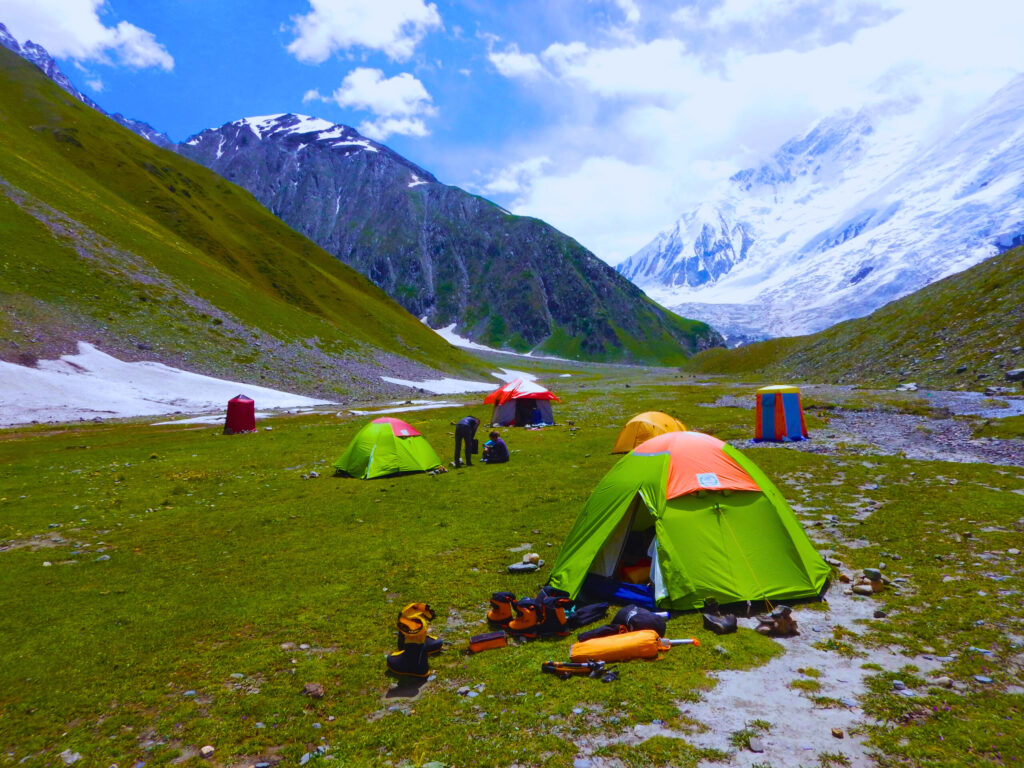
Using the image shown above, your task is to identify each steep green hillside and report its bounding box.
[690,244,1024,389]
[0,47,482,399]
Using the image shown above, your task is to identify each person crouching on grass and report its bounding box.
[481,431,509,464]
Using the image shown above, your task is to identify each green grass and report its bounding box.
[972,414,1024,439]
[2,369,1024,766]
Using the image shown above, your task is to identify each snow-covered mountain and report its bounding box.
[618,77,1024,341]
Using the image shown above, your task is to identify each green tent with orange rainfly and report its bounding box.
[548,431,829,610]
[333,417,441,480]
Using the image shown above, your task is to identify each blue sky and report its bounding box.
[2,0,1023,263]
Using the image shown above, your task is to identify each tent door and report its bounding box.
[589,494,655,579]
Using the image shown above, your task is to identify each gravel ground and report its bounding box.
[712,387,1024,467]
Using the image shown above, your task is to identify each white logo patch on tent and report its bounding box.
[696,472,721,488]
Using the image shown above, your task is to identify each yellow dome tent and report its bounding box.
[612,411,686,453]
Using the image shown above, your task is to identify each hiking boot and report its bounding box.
[395,607,443,656]
[386,645,429,677]
[487,592,516,626]
[399,603,436,623]
[387,614,431,676]
[702,613,737,635]
[508,597,541,638]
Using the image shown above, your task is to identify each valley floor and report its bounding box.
[0,370,1021,768]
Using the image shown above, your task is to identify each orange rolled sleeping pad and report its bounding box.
[569,629,670,663]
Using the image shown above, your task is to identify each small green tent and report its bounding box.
[333,417,441,479]
[548,431,829,610]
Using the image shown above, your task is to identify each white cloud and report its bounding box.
[488,44,544,79]
[478,156,551,196]
[358,117,429,140]
[1,0,173,70]
[330,68,434,116]
[614,0,640,24]
[510,157,679,264]
[287,0,442,64]
[107,21,173,70]
[85,76,103,92]
[309,67,436,140]
[476,0,1024,263]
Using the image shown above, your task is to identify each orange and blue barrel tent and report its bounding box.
[754,385,808,442]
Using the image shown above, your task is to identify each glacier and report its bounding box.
[618,75,1024,341]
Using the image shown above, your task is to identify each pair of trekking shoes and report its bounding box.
[486,588,574,639]
[385,603,444,678]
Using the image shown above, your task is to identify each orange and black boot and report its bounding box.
[386,615,430,677]
[398,603,443,656]
[536,595,573,637]
[487,592,516,627]
[507,597,542,639]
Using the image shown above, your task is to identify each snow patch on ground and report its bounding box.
[377,367,541,394]
[379,376,494,394]
[0,343,331,428]
[429,323,568,361]
[347,402,463,416]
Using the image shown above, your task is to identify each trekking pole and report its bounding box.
[667,638,700,646]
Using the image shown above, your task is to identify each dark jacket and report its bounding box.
[483,437,509,463]
[456,416,480,435]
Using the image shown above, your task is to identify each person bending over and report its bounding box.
[453,415,480,467]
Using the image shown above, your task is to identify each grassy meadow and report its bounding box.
[1,370,1022,767]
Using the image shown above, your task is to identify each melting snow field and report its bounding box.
[0,344,555,428]
[429,323,569,361]
[0,343,330,428]
[379,367,540,394]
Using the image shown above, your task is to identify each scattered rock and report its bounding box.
[302,682,325,699]
[873,609,887,618]
[523,552,540,565]
[308,471,319,479]
[831,728,844,739]
[892,680,906,691]
[200,745,215,759]
[826,557,842,567]
[747,736,765,753]
[60,750,82,765]
[897,382,918,391]
[94,554,110,562]
[863,567,882,581]
[852,584,875,596]
[1005,368,1024,382]
[508,561,539,573]
[933,677,954,688]
[1009,549,1020,556]
[974,675,994,684]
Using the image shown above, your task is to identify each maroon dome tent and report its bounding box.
[224,394,256,434]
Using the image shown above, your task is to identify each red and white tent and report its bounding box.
[484,379,559,426]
